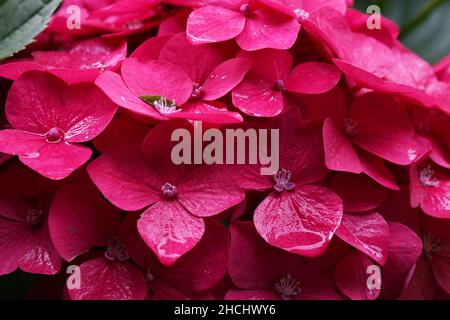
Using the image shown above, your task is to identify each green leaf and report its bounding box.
[354,0,450,64]
[0,0,62,61]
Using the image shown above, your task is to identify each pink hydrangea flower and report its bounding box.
[96,33,249,123]
[0,71,117,180]
[0,38,127,84]
[49,184,147,300]
[232,49,341,117]
[228,114,343,257]
[87,121,244,265]
[0,164,61,276]
[226,222,341,300]
[121,215,229,299]
[323,92,421,189]
[186,0,300,51]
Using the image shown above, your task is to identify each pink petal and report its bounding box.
[242,49,293,82]
[87,145,162,211]
[334,251,380,300]
[60,83,118,143]
[232,79,284,117]
[358,150,399,191]
[0,130,46,155]
[95,71,168,120]
[17,221,61,275]
[0,218,60,275]
[137,200,205,266]
[130,35,173,62]
[6,71,117,137]
[254,186,343,257]
[236,9,299,51]
[350,93,418,165]
[159,33,224,85]
[410,160,450,218]
[400,257,435,300]
[285,62,341,94]
[121,58,193,106]
[68,258,147,300]
[187,6,246,44]
[323,118,362,174]
[336,212,389,265]
[49,184,122,261]
[19,143,92,180]
[330,173,387,212]
[382,222,423,299]
[157,220,229,292]
[0,61,45,80]
[169,100,243,124]
[178,166,244,217]
[201,58,252,100]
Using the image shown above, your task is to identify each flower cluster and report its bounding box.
[0,0,449,300]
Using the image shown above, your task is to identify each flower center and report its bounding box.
[240,4,250,16]
[161,183,178,198]
[273,169,296,192]
[104,237,129,261]
[344,118,358,136]
[45,127,65,143]
[294,8,310,21]
[273,79,285,92]
[423,232,441,259]
[26,209,43,228]
[154,97,179,114]
[191,82,203,99]
[419,165,440,187]
[275,274,301,300]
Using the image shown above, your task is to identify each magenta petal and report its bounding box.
[243,49,293,82]
[236,9,299,51]
[336,212,389,265]
[0,61,45,80]
[138,200,205,266]
[159,33,224,85]
[410,160,450,218]
[95,71,167,120]
[254,186,343,257]
[330,173,387,212]
[19,143,92,180]
[0,218,60,275]
[178,166,244,217]
[121,58,193,106]
[285,62,341,94]
[202,58,252,101]
[351,93,417,165]
[158,220,229,292]
[68,258,146,300]
[232,80,284,117]
[169,100,243,124]
[334,251,380,300]
[49,185,122,261]
[323,118,362,174]
[60,83,118,143]
[382,222,422,299]
[0,130,46,155]
[17,221,61,275]
[359,150,399,191]
[131,35,172,62]
[187,6,246,44]
[88,145,162,211]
